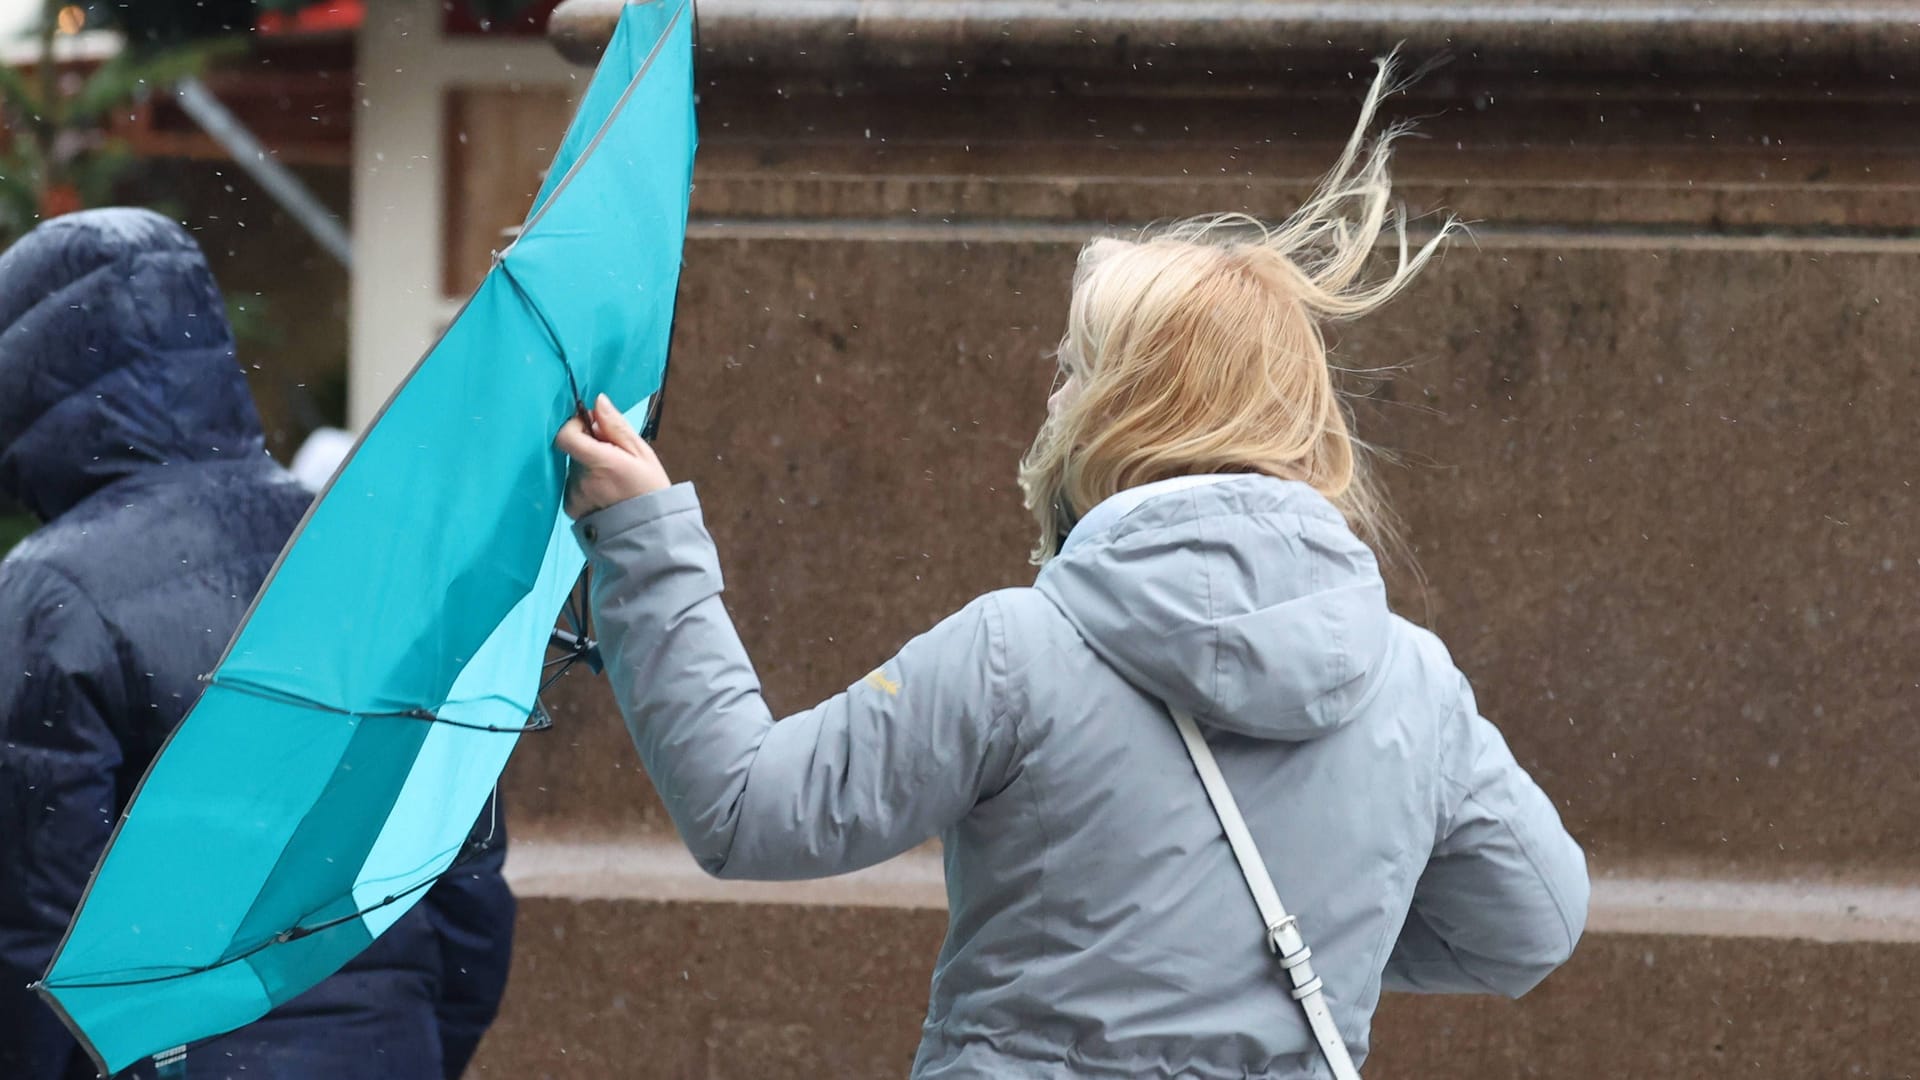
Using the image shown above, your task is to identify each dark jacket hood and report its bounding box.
[0,207,264,521]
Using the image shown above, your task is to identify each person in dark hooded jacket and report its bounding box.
[0,209,516,1080]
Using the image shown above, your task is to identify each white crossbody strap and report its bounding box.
[1171,709,1362,1080]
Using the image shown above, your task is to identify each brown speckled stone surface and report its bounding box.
[473,10,1920,1076]
[490,236,1918,1076]
[549,0,1920,81]
[509,238,1920,870]
[469,898,1920,1079]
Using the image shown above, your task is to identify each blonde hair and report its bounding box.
[1018,58,1457,565]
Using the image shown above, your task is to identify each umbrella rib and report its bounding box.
[39,830,490,990]
[498,257,587,415]
[494,0,689,418]
[198,676,550,734]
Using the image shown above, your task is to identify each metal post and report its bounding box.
[172,75,354,269]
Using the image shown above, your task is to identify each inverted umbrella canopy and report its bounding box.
[35,1,696,1072]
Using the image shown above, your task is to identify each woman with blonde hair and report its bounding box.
[556,61,1587,1080]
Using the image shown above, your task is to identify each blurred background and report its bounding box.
[3,1,1918,1076]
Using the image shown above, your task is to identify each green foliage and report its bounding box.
[0,3,232,246]
[0,62,35,126]
[225,291,281,351]
[64,137,133,205]
[0,150,44,240]
[0,513,35,556]
[2,0,542,243]
[65,39,240,125]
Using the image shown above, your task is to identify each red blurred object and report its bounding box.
[39,184,83,220]
[442,0,562,36]
[257,0,365,34]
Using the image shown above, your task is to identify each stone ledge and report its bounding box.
[469,891,1920,1078]
[503,835,1920,944]
[505,835,947,909]
[549,0,1920,80]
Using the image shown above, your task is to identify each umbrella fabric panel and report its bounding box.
[508,0,693,410]
[343,0,700,923]
[352,510,592,939]
[525,0,681,222]
[39,1,696,1071]
[41,687,383,1069]
[44,242,563,1079]
[50,687,370,980]
[45,272,573,1045]
[216,274,572,718]
[227,714,432,972]
[49,958,269,1074]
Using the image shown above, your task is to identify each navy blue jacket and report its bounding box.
[0,210,515,1079]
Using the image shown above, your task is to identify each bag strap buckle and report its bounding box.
[1265,915,1301,957]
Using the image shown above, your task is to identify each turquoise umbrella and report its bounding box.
[34,2,695,1072]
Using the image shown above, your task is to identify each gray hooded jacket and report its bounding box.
[577,474,1588,1079]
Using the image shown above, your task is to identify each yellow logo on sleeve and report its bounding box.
[862,668,901,696]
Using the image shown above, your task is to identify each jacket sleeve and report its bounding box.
[422,805,516,1080]
[0,561,126,1080]
[576,483,1020,881]
[1383,681,1589,998]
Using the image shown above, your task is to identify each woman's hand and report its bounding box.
[555,393,671,520]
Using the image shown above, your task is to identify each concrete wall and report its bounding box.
[468,4,1920,1076]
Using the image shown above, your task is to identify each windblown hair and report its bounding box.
[1018,58,1457,565]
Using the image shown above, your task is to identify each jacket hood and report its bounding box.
[1035,475,1392,741]
[0,208,264,521]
